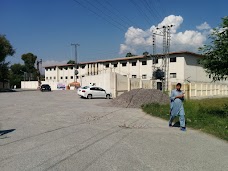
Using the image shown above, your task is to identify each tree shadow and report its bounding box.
[0,129,16,136]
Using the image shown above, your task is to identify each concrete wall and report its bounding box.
[80,72,115,95]
[170,82,228,99]
[189,82,228,98]
[184,54,213,82]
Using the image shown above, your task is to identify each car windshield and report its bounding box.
[82,86,89,89]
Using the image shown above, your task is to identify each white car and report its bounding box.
[78,86,111,99]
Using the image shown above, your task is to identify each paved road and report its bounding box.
[0,91,227,171]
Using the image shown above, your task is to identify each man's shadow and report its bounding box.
[172,121,187,127]
[0,129,16,136]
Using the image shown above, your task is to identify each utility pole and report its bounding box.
[71,43,80,82]
[153,25,173,92]
[36,59,42,88]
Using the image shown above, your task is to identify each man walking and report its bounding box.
[169,83,186,131]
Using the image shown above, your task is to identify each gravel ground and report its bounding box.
[104,89,169,108]
[0,90,227,171]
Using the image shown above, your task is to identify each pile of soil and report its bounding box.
[107,89,170,108]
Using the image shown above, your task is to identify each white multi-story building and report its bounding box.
[44,51,215,88]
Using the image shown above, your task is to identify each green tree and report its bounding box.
[67,60,75,64]
[0,62,10,87]
[9,63,26,88]
[125,52,136,57]
[0,34,15,63]
[199,17,228,81]
[0,34,15,88]
[21,53,37,80]
[143,51,149,56]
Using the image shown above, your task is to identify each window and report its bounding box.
[142,74,147,79]
[113,63,118,67]
[50,77,52,79]
[82,75,85,77]
[70,67,73,70]
[153,58,158,64]
[54,68,56,71]
[123,75,127,77]
[50,68,52,71]
[142,61,147,65]
[209,75,211,79]
[132,62,136,66]
[60,68,63,70]
[122,63,127,67]
[54,76,56,79]
[105,64,109,68]
[132,75,137,78]
[170,73,177,78]
[170,57,176,62]
[46,77,48,80]
[65,76,68,79]
[81,65,85,69]
[71,76,73,79]
[60,76,63,79]
[64,67,68,70]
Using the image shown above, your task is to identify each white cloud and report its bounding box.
[119,15,210,54]
[196,22,211,30]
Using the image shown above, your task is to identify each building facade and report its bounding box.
[44,51,217,90]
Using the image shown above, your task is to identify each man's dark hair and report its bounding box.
[176,83,182,87]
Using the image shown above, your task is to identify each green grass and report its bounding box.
[142,98,228,141]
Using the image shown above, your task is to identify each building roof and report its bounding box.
[44,51,203,68]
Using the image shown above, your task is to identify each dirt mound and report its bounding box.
[108,89,170,108]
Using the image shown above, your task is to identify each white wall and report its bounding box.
[184,55,213,83]
[80,72,115,95]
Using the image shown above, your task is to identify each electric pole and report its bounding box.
[71,43,80,82]
[153,25,173,92]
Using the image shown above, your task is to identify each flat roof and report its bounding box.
[44,51,203,68]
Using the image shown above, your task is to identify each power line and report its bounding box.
[83,0,129,31]
[141,0,161,23]
[102,0,139,28]
[95,0,130,28]
[72,0,126,32]
[130,0,152,26]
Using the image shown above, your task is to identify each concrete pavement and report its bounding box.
[0,90,227,171]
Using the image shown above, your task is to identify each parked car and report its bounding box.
[40,84,51,92]
[78,86,111,99]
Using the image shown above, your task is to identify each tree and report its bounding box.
[199,17,228,81]
[9,64,26,88]
[143,51,149,56]
[0,34,15,88]
[21,53,37,80]
[0,62,10,87]
[0,34,15,63]
[67,60,75,64]
[125,52,136,57]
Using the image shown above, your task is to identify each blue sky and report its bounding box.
[0,0,227,66]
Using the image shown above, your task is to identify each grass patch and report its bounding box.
[142,98,228,141]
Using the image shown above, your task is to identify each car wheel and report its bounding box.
[87,94,92,99]
[106,94,110,99]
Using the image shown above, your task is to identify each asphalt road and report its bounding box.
[0,90,227,171]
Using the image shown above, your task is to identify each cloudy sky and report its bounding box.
[1,0,227,67]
